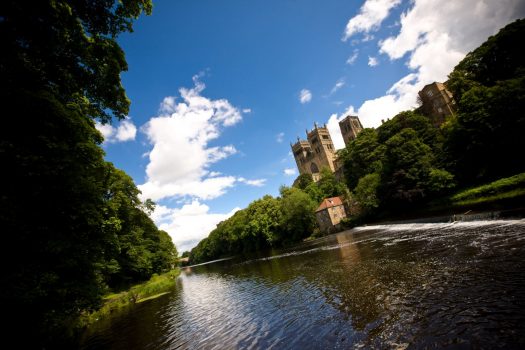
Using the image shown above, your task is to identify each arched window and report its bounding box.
[310,162,319,173]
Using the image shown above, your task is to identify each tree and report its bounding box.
[242,195,283,250]
[342,128,385,190]
[444,19,525,184]
[317,167,347,198]
[380,128,435,208]
[293,173,314,190]
[0,0,152,345]
[354,173,381,214]
[280,187,317,242]
[447,19,525,103]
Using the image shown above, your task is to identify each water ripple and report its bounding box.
[80,219,525,349]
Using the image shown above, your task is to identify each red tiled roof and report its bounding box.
[316,196,343,212]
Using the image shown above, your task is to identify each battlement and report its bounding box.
[291,122,338,180]
[291,116,364,182]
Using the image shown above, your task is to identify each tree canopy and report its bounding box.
[0,1,179,347]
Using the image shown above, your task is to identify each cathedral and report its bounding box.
[291,116,363,182]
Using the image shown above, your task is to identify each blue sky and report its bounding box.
[96,0,525,251]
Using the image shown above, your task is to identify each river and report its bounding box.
[80,219,525,349]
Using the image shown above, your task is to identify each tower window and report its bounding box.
[322,135,329,140]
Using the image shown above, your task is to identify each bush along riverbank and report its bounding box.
[79,269,181,328]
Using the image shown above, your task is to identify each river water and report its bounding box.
[80,220,525,349]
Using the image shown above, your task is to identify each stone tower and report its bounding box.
[339,115,363,146]
[291,123,337,181]
[418,82,456,126]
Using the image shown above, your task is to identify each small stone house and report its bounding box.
[315,196,347,233]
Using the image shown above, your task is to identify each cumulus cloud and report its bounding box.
[346,49,359,65]
[151,200,240,252]
[299,89,312,104]
[95,119,137,143]
[368,56,379,67]
[342,0,401,41]
[338,0,525,128]
[115,120,137,142]
[276,132,285,143]
[139,74,246,201]
[284,168,297,176]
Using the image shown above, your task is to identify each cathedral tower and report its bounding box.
[338,115,363,146]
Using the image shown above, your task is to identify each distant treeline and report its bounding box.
[190,169,345,264]
[1,0,178,347]
[190,18,525,264]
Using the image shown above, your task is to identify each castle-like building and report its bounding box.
[291,116,363,182]
[417,82,456,126]
[291,82,456,182]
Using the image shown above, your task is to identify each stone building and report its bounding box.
[291,116,363,182]
[418,82,456,126]
[339,115,363,145]
[315,197,347,233]
[291,123,337,182]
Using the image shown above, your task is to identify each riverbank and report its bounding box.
[79,269,180,328]
[357,173,525,226]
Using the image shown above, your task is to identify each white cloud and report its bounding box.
[95,122,114,139]
[151,200,240,252]
[342,0,402,41]
[326,106,357,150]
[346,50,359,65]
[115,120,137,142]
[330,78,346,94]
[139,74,246,201]
[276,132,285,143]
[95,118,137,143]
[299,89,312,104]
[242,108,252,113]
[339,0,525,128]
[368,56,379,67]
[284,168,297,176]
[237,177,266,187]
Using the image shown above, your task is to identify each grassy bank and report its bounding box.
[79,269,180,327]
[448,173,525,207]
[336,173,525,229]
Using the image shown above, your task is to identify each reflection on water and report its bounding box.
[81,220,525,349]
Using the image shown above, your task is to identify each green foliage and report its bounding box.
[190,187,321,264]
[80,269,180,327]
[339,111,455,212]
[280,187,318,243]
[343,128,385,189]
[377,111,438,147]
[379,128,441,208]
[450,172,525,203]
[1,0,152,123]
[243,195,284,248]
[447,19,525,103]
[102,164,178,289]
[293,173,314,190]
[427,168,455,194]
[354,173,381,213]
[444,19,525,185]
[317,167,347,198]
[0,0,161,346]
[444,78,525,183]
